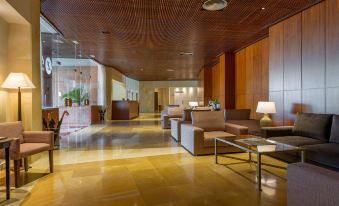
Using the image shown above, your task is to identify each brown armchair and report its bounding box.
[0,121,54,187]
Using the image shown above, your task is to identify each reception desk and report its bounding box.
[111,101,139,120]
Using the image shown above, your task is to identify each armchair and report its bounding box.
[0,121,54,187]
[180,111,246,155]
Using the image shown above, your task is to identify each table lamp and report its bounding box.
[256,101,276,127]
[1,73,35,121]
[188,101,198,109]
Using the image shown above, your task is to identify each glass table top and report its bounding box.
[216,135,303,154]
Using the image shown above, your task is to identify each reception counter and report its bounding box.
[111,101,139,120]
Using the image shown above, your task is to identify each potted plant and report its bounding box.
[62,87,88,106]
[208,99,221,110]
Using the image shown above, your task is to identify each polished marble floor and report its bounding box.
[17,114,287,206]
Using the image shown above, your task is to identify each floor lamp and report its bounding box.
[1,73,35,121]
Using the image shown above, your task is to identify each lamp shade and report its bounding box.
[256,101,276,114]
[1,73,35,89]
[189,101,198,107]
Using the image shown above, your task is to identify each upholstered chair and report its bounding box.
[180,111,247,155]
[0,121,54,187]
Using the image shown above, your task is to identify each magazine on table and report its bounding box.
[236,137,276,146]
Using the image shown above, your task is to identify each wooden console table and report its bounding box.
[111,101,139,120]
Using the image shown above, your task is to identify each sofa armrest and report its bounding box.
[261,126,294,138]
[23,131,54,150]
[181,124,204,155]
[225,123,248,135]
[288,163,339,206]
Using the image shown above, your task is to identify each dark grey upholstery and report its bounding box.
[303,143,339,169]
[224,109,250,120]
[261,126,294,138]
[330,115,339,143]
[268,136,324,147]
[293,113,332,141]
[288,163,339,206]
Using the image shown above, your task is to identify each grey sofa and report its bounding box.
[262,113,339,169]
[224,109,261,136]
[288,163,339,206]
[180,111,247,155]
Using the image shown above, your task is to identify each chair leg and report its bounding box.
[49,150,53,173]
[14,160,21,188]
[24,158,29,172]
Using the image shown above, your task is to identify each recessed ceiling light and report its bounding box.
[261,7,265,10]
[202,0,228,11]
[72,40,79,45]
[167,69,175,72]
[179,52,194,56]
[140,68,144,71]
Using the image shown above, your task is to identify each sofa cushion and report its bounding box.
[268,136,324,147]
[226,120,260,135]
[167,107,183,116]
[192,111,225,132]
[204,131,235,147]
[0,121,24,143]
[224,109,251,120]
[20,143,50,158]
[293,113,332,141]
[303,143,339,169]
[330,115,339,143]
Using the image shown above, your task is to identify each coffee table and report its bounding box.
[215,135,304,191]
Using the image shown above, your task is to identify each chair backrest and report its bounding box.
[224,109,251,120]
[192,111,225,131]
[0,121,24,143]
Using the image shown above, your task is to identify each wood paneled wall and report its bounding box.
[200,53,235,109]
[269,0,339,125]
[235,38,269,119]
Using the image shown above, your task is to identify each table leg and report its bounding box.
[256,153,262,191]
[215,138,218,164]
[301,150,305,163]
[5,147,10,199]
[248,152,252,163]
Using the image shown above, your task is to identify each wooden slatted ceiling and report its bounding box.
[41,0,322,81]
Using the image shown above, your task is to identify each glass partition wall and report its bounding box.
[40,16,104,138]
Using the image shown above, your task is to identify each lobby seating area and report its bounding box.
[1,0,339,205]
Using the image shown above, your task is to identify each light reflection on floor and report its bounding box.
[19,113,287,206]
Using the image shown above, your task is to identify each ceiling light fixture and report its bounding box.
[202,0,228,11]
[89,55,96,58]
[179,52,194,56]
[140,68,144,71]
[167,69,175,72]
[72,40,79,45]
[261,7,265,10]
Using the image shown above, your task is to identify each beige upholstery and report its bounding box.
[171,118,190,142]
[161,105,183,129]
[203,131,235,147]
[0,121,54,187]
[181,111,245,155]
[224,109,261,135]
[192,111,225,131]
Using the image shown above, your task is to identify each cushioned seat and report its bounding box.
[20,143,51,157]
[268,136,324,147]
[303,143,339,169]
[203,131,235,146]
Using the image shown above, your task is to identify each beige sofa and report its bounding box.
[224,109,261,136]
[161,105,183,129]
[181,111,247,155]
[171,108,212,142]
